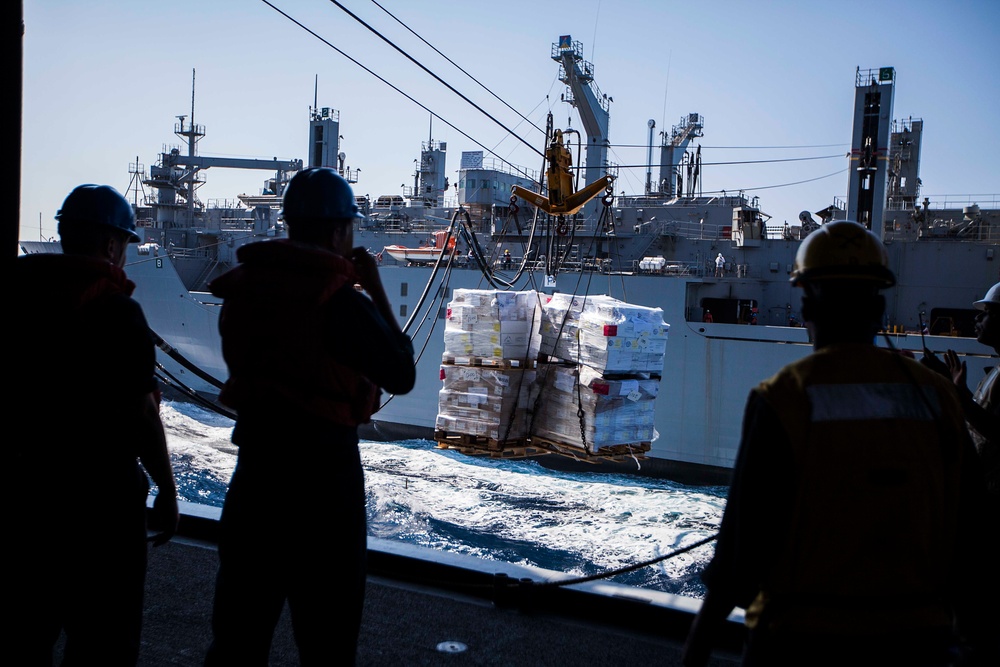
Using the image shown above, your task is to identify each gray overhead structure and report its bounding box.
[411,119,448,208]
[552,36,704,205]
[886,116,923,212]
[308,104,360,185]
[847,66,895,237]
[145,115,302,229]
[552,36,611,218]
[658,113,704,198]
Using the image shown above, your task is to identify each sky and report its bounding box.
[19,0,1000,241]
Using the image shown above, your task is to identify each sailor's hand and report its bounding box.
[943,349,969,394]
[147,490,179,547]
[350,246,381,292]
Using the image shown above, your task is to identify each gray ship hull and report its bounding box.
[25,224,988,482]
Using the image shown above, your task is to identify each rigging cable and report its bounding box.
[594,153,847,169]
[261,0,541,175]
[151,330,225,390]
[395,531,718,594]
[155,364,237,420]
[322,0,544,160]
[376,214,466,412]
[149,330,236,419]
[367,0,544,137]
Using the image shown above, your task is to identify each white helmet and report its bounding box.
[973,282,1000,310]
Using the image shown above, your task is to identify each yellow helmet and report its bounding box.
[789,220,895,288]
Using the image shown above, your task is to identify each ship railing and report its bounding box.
[632,259,699,276]
[882,219,1000,244]
[614,193,751,208]
[207,198,251,210]
[886,193,1000,210]
[167,246,212,260]
[649,219,731,240]
[764,224,804,240]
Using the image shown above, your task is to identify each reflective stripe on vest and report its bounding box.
[807,383,940,422]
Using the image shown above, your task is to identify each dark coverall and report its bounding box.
[691,344,991,667]
[204,240,415,665]
[10,254,159,665]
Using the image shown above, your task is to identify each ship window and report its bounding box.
[697,297,758,325]
[399,304,407,317]
[400,283,408,297]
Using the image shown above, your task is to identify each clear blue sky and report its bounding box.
[20,0,1000,241]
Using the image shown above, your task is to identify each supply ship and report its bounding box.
[20,40,998,482]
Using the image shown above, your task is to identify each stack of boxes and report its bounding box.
[441,289,537,362]
[528,364,660,453]
[537,293,669,374]
[435,289,669,457]
[532,294,668,454]
[436,364,536,442]
[435,289,540,443]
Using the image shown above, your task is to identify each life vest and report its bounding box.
[15,253,154,464]
[749,344,968,635]
[210,240,379,427]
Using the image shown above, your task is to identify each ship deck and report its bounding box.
[52,503,744,666]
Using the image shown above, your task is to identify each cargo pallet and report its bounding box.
[434,430,548,459]
[435,430,650,463]
[529,436,651,463]
[441,355,536,369]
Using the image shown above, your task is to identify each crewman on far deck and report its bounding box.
[682,221,990,666]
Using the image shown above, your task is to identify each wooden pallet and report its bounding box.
[435,430,548,459]
[529,436,651,462]
[441,355,536,369]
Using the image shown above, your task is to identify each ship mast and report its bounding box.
[847,67,895,236]
[174,68,206,222]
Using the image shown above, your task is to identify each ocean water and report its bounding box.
[161,400,727,597]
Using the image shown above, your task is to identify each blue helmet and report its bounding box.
[281,167,363,223]
[56,184,139,242]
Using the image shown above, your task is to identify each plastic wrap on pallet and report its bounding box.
[436,365,536,440]
[447,288,538,323]
[529,364,659,453]
[442,330,531,359]
[444,289,542,360]
[538,294,669,373]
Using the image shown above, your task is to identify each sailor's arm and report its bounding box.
[351,246,403,335]
[135,391,179,546]
[946,352,1000,445]
[328,248,416,395]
